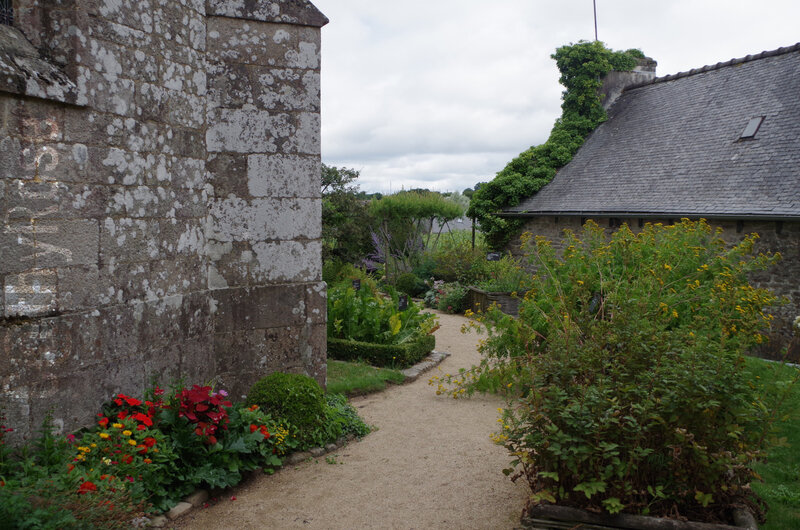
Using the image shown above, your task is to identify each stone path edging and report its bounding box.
[143,350,452,527]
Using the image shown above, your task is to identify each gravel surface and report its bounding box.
[173,311,528,529]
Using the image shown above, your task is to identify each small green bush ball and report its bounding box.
[246,372,325,442]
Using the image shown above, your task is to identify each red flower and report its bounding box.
[78,481,98,494]
[250,424,258,433]
[136,424,147,431]
[122,454,133,464]
[133,412,153,426]
[98,417,109,427]
[117,411,129,420]
[143,437,157,447]
[67,464,75,473]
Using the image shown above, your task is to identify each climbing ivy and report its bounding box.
[467,41,643,249]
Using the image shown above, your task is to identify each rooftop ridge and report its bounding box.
[625,42,800,90]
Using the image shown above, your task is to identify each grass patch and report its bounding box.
[745,356,800,529]
[326,360,405,396]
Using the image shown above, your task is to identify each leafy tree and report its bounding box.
[321,164,373,264]
[369,190,463,279]
[467,41,642,249]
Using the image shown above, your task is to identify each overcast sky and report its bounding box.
[310,0,800,194]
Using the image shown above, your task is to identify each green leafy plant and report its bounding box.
[396,272,427,297]
[327,281,438,345]
[436,282,469,314]
[467,41,642,249]
[246,373,326,445]
[473,255,532,293]
[437,219,787,521]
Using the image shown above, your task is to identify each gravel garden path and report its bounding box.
[174,311,529,529]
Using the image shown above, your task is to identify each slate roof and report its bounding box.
[505,44,800,220]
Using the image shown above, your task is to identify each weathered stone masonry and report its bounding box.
[1,0,328,442]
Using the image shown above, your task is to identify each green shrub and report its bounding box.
[437,219,784,518]
[429,232,488,283]
[327,281,437,345]
[246,373,326,445]
[328,334,435,368]
[436,282,469,314]
[395,272,427,297]
[473,255,532,293]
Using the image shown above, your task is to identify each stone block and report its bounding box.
[84,0,154,34]
[166,502,193,520]
[154,1,206,54]
[33,219,100,268]
[207,18,319,69]
[4,270,57,317]
[206,109,284,154]
[184,489,209,507]
[208,197,320,242]
[85,17,152,50]
[0,221,37,274]
[207,62,253,110]
[207,153,249,198]
[4,180,109,220]
[282,112,321,155]
[63,111,124,148]
[305,281,327,325]
[0,137,22,179]
[75,66,136,117]
[206,0,328,27]
[212,284,307,332]
[251,67,320,112]
[247,154,320,198]
[285,451,312,465]
[56,264,112,311]
[251,239,321,283]
[100,217,161,263]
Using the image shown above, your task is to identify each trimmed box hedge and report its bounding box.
[327,333,435,368]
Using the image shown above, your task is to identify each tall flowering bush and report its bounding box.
[437,220,784,521]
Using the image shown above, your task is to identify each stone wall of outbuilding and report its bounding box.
[509,216,800,360]
[0,0,327,442]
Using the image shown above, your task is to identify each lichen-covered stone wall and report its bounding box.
[1,0,327,442]
[511,217,800,359]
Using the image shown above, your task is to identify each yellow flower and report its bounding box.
[577,280,584,285]
[663,263,672,270]
[99,432,110,439]
[113,423,124,429]
[128,439,138,446]
[90,443,97,448]
[672,310,678,318]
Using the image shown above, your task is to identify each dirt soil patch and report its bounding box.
[173,311,528,529]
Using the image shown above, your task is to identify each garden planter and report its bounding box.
[520,504,758,530]
[467,286,520,316]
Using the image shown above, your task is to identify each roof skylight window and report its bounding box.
[740,116,764,139]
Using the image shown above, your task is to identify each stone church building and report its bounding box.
[1,0,328,441]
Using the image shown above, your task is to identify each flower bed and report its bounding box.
[328,333,435,368]
[0,380,369,526]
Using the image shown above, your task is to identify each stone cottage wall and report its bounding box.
[0,0,327,442]
[510,217,800,358]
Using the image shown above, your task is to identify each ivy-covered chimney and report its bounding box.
[599,57,657,109]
